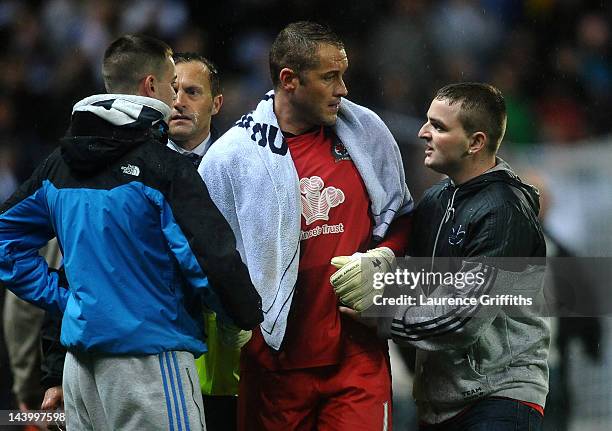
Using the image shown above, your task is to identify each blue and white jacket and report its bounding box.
[0,94,262,355]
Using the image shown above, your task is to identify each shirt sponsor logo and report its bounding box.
[300,176,345,225]
[300,223,345,241]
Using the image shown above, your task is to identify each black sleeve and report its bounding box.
[166,161,263,330]
[409,185,446,257]
[40,310,66,390]
[386,202,546,349]
[40,268,68,390]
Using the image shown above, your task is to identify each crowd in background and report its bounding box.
[0,0,610,198]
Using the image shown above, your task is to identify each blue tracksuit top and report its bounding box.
[0,94,262,355]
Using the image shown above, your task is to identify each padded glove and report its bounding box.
[216,319,252,349]
[330,247,395,312]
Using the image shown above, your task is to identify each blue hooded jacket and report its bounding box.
[0,94,262,355]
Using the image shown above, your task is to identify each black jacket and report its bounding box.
[411,160,545,266]
[387,159,550,423]
[38,105,246,381]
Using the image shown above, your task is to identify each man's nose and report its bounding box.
[336,79,348,97]
[173,90,185,107]
[418,123,430,139]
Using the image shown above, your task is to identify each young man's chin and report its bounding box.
[423,156,436,169]
[424,158,446,175]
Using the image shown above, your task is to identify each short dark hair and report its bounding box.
[102,34,173,93]
[172,52,221,97]
[435,82,507,153]
[269,21,344,87]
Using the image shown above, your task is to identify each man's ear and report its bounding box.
[211,94,223,116]
[278,68,299,92]
[139,75,156,98]
[468,131,487,155]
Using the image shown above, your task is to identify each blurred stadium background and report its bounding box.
[0,0,610,429]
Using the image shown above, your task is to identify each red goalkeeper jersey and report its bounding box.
[242,126,409,370]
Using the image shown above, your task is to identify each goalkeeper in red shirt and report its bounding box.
[199,21,413,431]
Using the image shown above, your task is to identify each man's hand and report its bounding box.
[41,385,64,410]
[330,247,395,312]
[217,319,252,349]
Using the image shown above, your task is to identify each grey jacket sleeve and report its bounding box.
[383,262,545,351]
[382,203,545,351]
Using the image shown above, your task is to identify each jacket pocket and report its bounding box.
[186,366,206,429]
[470,316,514,375]
[415,350,489,406]
[467,345,486,378]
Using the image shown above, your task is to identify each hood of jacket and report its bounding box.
[60,94,170,175]
[447,158,540,215]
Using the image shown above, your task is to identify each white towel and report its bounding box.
[199,91,413,350]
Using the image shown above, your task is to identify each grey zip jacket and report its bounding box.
[379,159,550,423]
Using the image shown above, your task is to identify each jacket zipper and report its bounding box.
[430,186,459,276]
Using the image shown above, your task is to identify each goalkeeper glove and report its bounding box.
[330,247,395,312]
[217,319,252,350]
